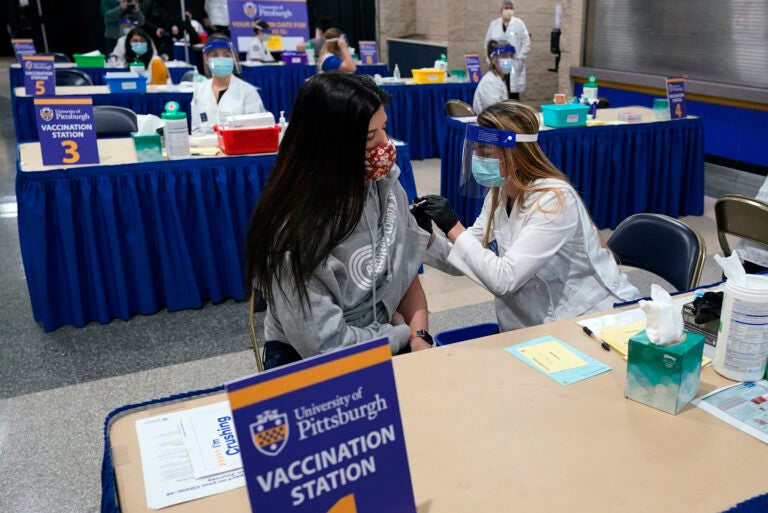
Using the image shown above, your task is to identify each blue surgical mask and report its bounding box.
[209,57,234,77]
[261,34,270,42]
[471,155,507,188]
[498,58,514,74]
[131,42,148,55]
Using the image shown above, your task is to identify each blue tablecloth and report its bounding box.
[239,63,389,117]
[12,88,194,142]
[441,116,705,229]
[16,142,416,332]
[382,82,477,160]
[9,63,195,89]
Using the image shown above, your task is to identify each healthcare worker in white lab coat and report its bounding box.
[484,0,530,99]
[191,34,265,135]
[411,101,640,331]
[473,40,515,114]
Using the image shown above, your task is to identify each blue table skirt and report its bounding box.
[12,90,194,142]
[10,64,195,88]
[381,82,477,160]
[441,116,705,230]
[16,146,416,332]
[239,64,389,117]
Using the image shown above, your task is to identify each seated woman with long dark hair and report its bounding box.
[244,73,432,369]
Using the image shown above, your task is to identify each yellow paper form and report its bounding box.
[517,340,588,374]
[598,322,712,366]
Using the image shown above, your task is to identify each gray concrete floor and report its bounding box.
[0,55,764,513]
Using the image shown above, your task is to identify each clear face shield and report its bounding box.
[490,45,516,75]
[203,39,241,77]
[460,124,538,198]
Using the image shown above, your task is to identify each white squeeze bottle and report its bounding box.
[305,43,315,65]
[278,110,287,144]
[393,64,401,80]
[161,101,190,159]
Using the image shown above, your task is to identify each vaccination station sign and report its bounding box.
[34,98,99,166]
[225,338,417,513]
[22,55,55,96]
[227,0,309,52]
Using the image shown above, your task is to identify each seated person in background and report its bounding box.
[317,28,356,73]
[296,15,332,59]
[244,73,432,369]
[735,175,768,274]
[172,10,205,45]
[246,18,275,62]
[473,39,515,114]
[412,101,641,332]
[123,27,169,84]
[191,33,265,134]
[112,17,157,66]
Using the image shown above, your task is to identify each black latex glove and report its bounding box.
[409,198,432,234]
[413,195,459,234]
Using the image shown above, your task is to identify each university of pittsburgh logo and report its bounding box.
[243,2,258,19]
[25,61,33,70]
[39,107,54,122]
[250,409,289,456]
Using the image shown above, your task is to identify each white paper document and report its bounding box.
[693,380,768,444]
[135,401,245,509]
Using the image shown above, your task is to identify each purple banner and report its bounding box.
[22,55,55,96]
[358,41,378,65]
[226,338,417,513]
[12,38,37,62]
[34,98,100,166]
[666,77,687,120]
[465,53,481,84]
[228,0,309,52]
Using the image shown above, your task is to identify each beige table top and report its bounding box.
[108,312,768,513]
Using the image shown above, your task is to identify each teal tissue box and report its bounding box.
[624,330,705,415]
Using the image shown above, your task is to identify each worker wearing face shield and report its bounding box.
[484,0,530,100]
[412,101,640,331]
[473,40,515,114]
[191,34,265,135]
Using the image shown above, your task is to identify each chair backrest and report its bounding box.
[715,194,768,257]
[40,52,71,63]
[607,213,705,291]
[445,99,475,117]
[93,106,138,137]
[55,69,94,86]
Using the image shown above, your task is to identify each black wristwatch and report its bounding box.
[412,329,434,345]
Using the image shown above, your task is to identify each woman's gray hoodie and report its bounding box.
[264,166,429,358]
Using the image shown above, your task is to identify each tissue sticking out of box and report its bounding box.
[639,284,684,345]
[714,251,747,287]
[135,114,164,135]
[224,112,275,129]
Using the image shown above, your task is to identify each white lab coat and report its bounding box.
[424,178,640,331]
[473,71,508,114]
[246,37,275,62]
[191,75,265,134]
[484,16,531,93]
[735,176,768,267]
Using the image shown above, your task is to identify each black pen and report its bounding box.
[582,326,610,352]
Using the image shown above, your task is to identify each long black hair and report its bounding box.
[124,27,154,68]
[244,73,391,311]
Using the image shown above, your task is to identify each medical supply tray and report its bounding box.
[213,124,280,155]
[541,104,589,128]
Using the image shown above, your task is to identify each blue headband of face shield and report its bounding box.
[490,45,516,59]
[203,39,233,54]
[465,124,537,147]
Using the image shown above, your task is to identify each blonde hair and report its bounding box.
[318,28,343,71]
[476,101,570,247]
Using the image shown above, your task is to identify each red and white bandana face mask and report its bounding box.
[364,138,397,181]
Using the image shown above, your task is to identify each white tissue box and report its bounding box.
[625,330,705,415]
[617,111,643,123]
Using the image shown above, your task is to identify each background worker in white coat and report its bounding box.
[411,101,640,331]
[473,40,515,114]
[191,34,265,134]
[484,0,531,100]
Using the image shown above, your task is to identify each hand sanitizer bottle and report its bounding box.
[393,64,401,81]
[278,110,287,144]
